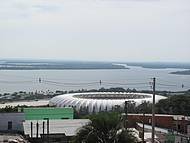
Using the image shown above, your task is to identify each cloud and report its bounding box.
[0,0,62,20]
[31,4,61,13]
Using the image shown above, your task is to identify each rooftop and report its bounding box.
[129,114,190,121]
[23,119,91,137]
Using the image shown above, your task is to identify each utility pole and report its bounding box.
[31,122,33,138]
[47,118,49,143]
[44,118,49,143]
[124,101,129,128]
[152,77,156,143]
[36,122,39,139]
[142,113,145,143]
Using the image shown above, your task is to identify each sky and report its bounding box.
[0,0,190,62]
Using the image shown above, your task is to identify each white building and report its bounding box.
[49,92,166,113]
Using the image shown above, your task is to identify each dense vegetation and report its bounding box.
[72,112,138,143]
[0,105,27,112]
[156,94,190,115]
[127,93,190,115]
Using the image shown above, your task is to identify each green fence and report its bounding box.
[23,107,73,120]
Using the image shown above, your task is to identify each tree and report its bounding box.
[72,112,138,143]
[156,95,190,115]
[136,101,152,114]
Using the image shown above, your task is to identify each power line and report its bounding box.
[0,77,189,90]
[157,78,179,84]
[42,81,99,88]
[0,73,36,79]
[0,80,34,84]
[157,83,178,87]
[103,81,148,86]
[157,82,190,89]
[45,80,99,85]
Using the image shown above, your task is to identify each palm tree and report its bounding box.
[72,112,138,143]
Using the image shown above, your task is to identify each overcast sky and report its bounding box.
[0,0,190,62]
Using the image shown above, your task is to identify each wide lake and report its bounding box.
[0,66,190,93]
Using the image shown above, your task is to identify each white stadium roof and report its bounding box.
[49,92,166,113]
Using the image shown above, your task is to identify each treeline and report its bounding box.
[156,94,190,115]
[128,94,190,115]
[65,87,137,94]
[0,105,49,113]
[0,105,27,113]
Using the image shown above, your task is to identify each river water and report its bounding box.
[0,66,190,93]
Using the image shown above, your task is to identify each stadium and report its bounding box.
[49,92,167,113]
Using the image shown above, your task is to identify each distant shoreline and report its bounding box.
[126,62,190,69]
[0,67,128,70]
[0,60,190,70]
[0,60,129,70]
[170,70,190,75]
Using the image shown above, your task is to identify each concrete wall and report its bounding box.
[0,113,24,132]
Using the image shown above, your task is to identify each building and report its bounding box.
[49,92,166,113]
[22,107,90,142]
[0,107,74,133]
[128,114,190,134]
[137,119,190,143]
[0,107,89,143]
[23,107,73,120]
[23,119,90,138]
[0,113,24,133]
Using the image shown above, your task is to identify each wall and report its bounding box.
[0,113,24,132]
[128,114,190,134]
[128,114,173,129]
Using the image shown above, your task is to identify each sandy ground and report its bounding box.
[0,99,49,108]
